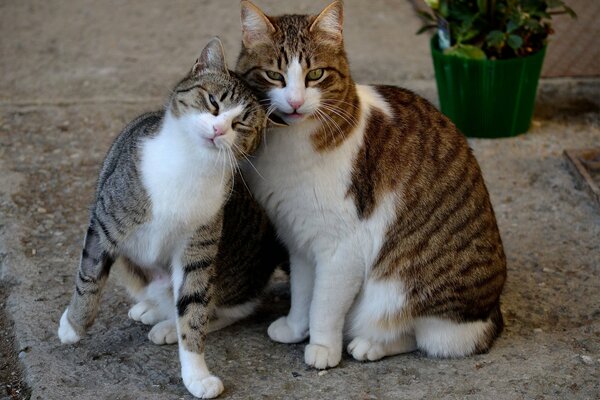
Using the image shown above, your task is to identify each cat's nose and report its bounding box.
[287,98,304,110]
[213,124,225,137]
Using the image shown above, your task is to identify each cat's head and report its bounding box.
[169,37,266,159]
[236,1,351,126]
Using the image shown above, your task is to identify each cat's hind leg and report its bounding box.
[149,319,178,345]
[413,304,503,357]
[209,300,258,333]
[346,279,417,362]
[347,335,417,361]
[58,222,114,344]
[127,274,173,325]
[148,300,258,346]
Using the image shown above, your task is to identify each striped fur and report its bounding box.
[58,38,286,399]
[236,1,506,369]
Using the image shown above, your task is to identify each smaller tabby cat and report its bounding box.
[57,38,285,399]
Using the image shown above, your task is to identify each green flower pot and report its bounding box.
[431,37,546,138]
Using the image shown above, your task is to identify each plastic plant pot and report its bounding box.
[431,36,546,138]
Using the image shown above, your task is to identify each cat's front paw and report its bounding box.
[267,316,308,344]
[183,375,224,399]
[304,343,341,369]
[128,301,167,325]
[58,308,81,344]
[148,319,178,345]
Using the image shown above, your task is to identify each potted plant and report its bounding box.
[418,0,576,138]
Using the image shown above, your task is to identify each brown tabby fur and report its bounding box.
[237,0,506,354]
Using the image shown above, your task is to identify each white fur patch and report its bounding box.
[123,110,228,269]
[414,317,492,357]
[348,277,410,343]
[58,308,81,344]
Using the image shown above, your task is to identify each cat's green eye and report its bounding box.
[307,68,324,81]
[265,70,284,82]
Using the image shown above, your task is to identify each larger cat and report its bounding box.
[236,1,507,370]
[57,38,286,399]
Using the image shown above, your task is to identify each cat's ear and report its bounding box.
[192,37,229,76]
[241,0,275,48]
[310,0,344,45]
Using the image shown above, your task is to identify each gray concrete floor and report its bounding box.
[1,1,599,399]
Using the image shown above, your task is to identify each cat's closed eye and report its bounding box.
[232,121,247,130]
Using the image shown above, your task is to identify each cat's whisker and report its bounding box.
[320,97,362,112]
[314,108,339,145]
[319,103,359,127]
[316,107,345,144]
[232,141,265,181]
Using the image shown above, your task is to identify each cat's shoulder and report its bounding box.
[105,111,164,160]
[361,84,463,140]
[97,111,164,190]
[369,85,438,116]
[121,111,164,140]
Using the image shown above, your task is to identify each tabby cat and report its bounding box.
[57,38,286,398]
[236,1,506,369]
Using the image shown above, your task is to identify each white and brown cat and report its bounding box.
[236,1,506,369]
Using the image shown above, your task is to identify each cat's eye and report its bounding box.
[208,94,219,113]
[265,70,285,82]
[307,68,324,81]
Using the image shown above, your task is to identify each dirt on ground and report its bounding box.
[0,283,29,400]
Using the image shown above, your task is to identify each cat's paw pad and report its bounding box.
[58,309,81,344]
[304,343,341,369]
[267,316,308,344]
[128,301,165,325]
[184,375,224,399]
[347,337,385,361]
[148,320,178,345]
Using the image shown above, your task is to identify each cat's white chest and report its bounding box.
[246,85,396,264]
[124,130,225,268]
[248,121,363,256]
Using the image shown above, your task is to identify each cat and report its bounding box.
[57,37,286,399]
[236,0,507,370]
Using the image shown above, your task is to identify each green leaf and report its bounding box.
[461,28,480,42]
[477,0,488,13]
[507,34,524,50]
[424,0,440,10]
[486,30,505,47]
[507,19,520,33]
[416,24,438,35]
[439,0,449,17]
[532,10,551,18]
[417,10,436,21]
[564,5,577,18]
[524,20,543,34]
[444,44,487,60]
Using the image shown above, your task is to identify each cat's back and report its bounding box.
[352,84,482,219]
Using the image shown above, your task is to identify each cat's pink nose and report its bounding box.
[213,124,225,137]
[288,99,304,110]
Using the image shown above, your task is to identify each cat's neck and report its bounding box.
[151,110,230,179]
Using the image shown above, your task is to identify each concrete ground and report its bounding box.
[1,1,599,399]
